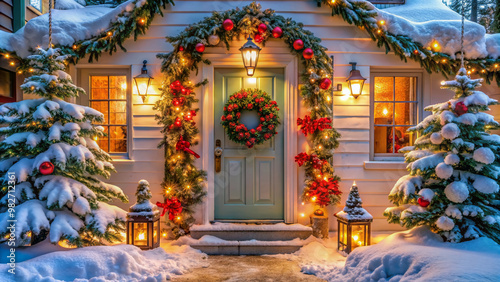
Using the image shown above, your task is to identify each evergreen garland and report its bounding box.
[156,2,341,236]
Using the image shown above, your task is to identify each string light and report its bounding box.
[441,59,447,63]
[377,29,382,34]
[107,31,112,36]
[29,68,34,72]
[481,70,486,73]
[495,64,499,68]
[311,196,317,202]
[379,20,385,25]
[4,54,9,58]
[301,202,305,205]
[317,145,322,149]
[139,18,146,24]
[326,96,331,102]
[300,213,305,217]
[177,216,181,220]
[9,61,14,66]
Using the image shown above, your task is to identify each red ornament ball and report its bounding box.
[418,197,430,207]
[303,48,314,59]
[178,46,184,51]
[195,43,205,53]
[258,23,267,34]
[454,101,468,116]
[319,78,332,90]
[174,117,182,127]
[40,161,54,175]
[254,33,263,43]
[272,26,283,38]
[223,19,234,31]
[293,39,304,50]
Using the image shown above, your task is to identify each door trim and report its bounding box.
[201,54,298,224]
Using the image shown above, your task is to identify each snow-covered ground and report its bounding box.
[0,239,207,282]
[297,226,500,281]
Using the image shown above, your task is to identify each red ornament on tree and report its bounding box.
[254,33,263,43]
[303,48,314,60]
[319,78,332,90]
[223,19,234,31]
[258,23,267,34]
[195,43,205,53]
[174,117,182,127]
[418,197,430,207]
[293,39,304,50]
[39,161,54,175]
[272,26,283,38]
[178,46,184,51]
[454,101,468,116]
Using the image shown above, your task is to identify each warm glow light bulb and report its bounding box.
[382,108,388,116]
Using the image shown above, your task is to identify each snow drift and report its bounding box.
[301,226,500,281]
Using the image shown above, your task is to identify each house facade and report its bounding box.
[6,0,500,233]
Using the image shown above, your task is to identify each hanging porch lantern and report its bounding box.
[126,180,160,250]
[335,181,373,255]
[239,36,261,76]
[133,60,154,103]
[346,62,366,99]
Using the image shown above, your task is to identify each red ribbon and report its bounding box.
[156,197,183,221]
[176,136,200,158]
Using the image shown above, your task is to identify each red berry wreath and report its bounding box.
[221,89,280,148]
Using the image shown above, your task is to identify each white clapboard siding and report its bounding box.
[71,0,499,232]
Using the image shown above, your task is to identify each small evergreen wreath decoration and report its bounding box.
[221,89,280,148]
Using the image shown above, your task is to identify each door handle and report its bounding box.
[215,139,223,173]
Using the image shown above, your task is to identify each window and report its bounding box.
[89,75,128,154]
[372,74,420,159]
[0,68,16,104]
[29,0,42,12]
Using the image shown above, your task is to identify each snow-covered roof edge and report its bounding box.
[1,0,500,83]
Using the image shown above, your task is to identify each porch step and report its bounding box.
[190,222,313,241]
[184,235,316,255]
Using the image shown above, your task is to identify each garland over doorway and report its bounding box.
[155,2,341,237]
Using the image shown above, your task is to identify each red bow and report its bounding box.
[156,197,183,220]
[176,136,200,158]
[297,115,332,136]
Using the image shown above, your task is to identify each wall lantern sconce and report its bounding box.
[239,36,261,77]
[346,62,366,99]
[134,60,153,103]
[335,181,373,256]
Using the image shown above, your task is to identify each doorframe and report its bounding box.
[201,53,298,224]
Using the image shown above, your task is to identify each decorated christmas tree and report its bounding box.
[0,48,128,247]
[385,68,500,243]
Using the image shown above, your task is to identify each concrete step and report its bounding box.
[186,235,314,255]
[190,222,313,241]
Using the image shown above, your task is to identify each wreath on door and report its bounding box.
[221,89,280,148]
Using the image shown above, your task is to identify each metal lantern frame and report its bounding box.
[335,215,372,255]
[239,36,262,77]
[133,60,154,103]
[126,213,160,250]
[346,62,366,99]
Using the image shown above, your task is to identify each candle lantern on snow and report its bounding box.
[335,181,373,256]
[126,180,160,250]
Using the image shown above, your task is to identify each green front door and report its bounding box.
[214,68,285,220]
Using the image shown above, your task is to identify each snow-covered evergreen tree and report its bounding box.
[0,48,128,247]
[385,68,500,243]
[336,182,372,221]
[128,180,159,219]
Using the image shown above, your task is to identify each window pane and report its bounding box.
[97,126,109,152]
[394,126,415,152]
[91,76,108,88]
[110,101,127,124]
[110,126,127,153]
[374,126,392,153]
[374,77,393,101]
[90,101,108,124]
[395,77,417,101]
[374,103,393,125]
[395,103,416,125]
[30,0,42,11]
[0,69,13,98]
[110,76,127,99]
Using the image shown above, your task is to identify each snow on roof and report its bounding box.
[0,0,139,57]
[0,0,499,59]
[378,0,498,59]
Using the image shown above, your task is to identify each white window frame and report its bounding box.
[77,68,132,160]
[370,70,423,161]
